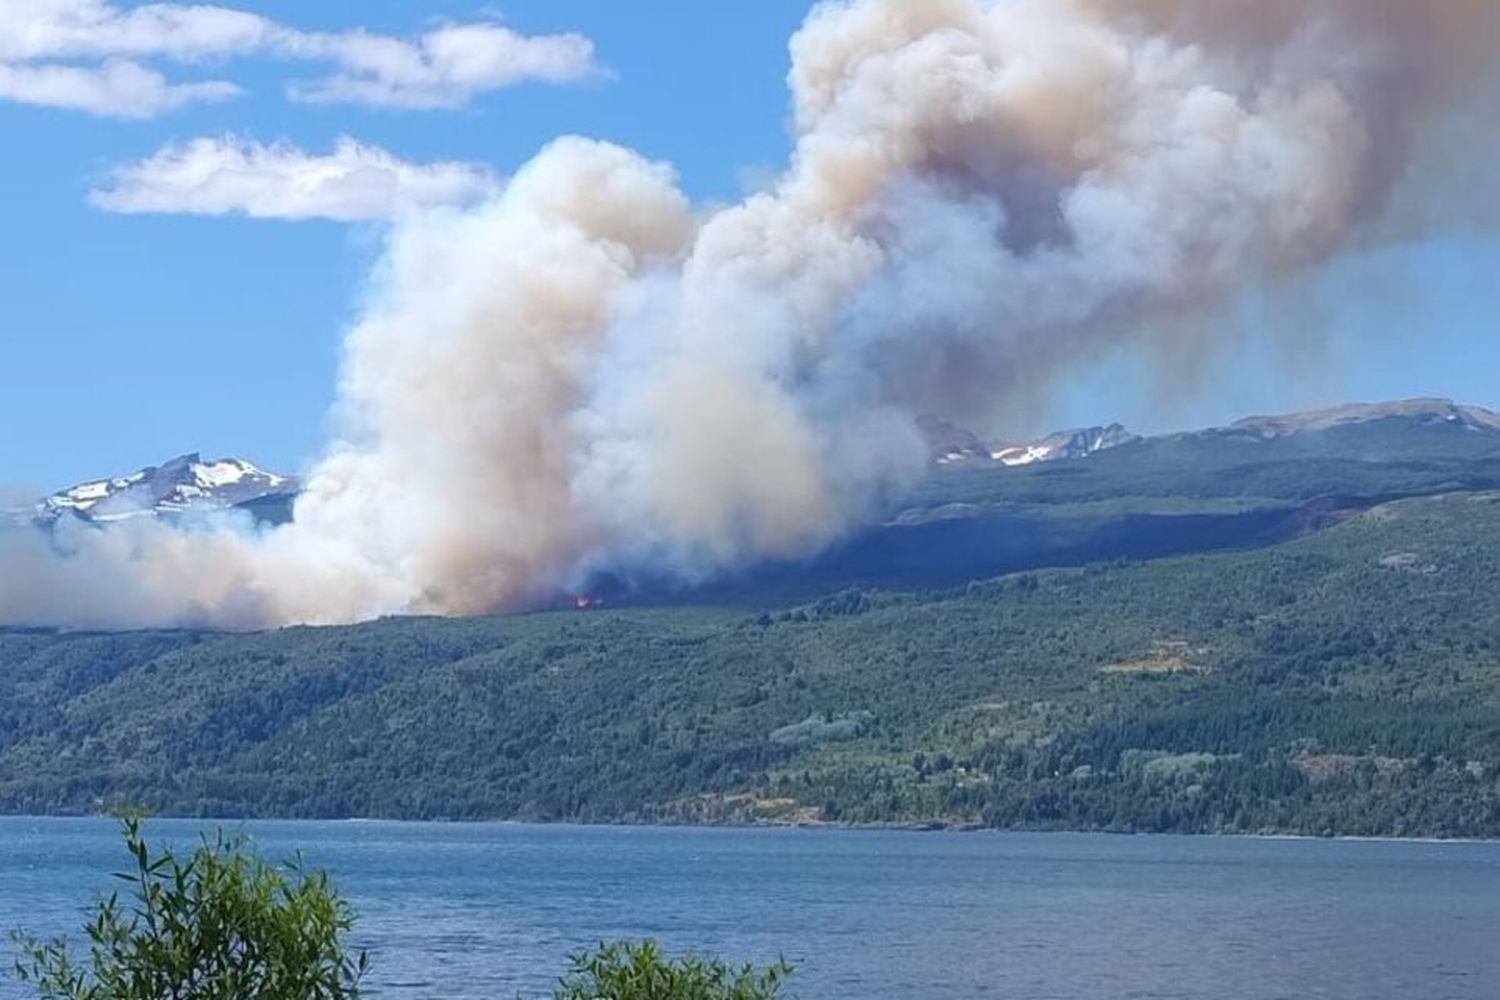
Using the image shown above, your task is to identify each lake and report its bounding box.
[1,818,1498,999]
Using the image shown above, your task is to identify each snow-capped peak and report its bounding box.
[37,453,296,523]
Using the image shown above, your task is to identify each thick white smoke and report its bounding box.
[3,0,1495,628]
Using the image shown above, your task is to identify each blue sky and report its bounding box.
[2,0,1496,490]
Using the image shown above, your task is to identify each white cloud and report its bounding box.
[0,0,602,118]
[89,136,500,221]
[0,58,239,118]
[285,23,600,110]
[0,0,275,62]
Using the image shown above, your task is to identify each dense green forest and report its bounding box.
[5,487,1500,837]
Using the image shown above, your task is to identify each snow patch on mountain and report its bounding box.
[919,417,1140,468]
[991,425,1140,466]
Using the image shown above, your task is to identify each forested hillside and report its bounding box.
[5,490,1500,837]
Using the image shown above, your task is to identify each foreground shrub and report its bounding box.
[554,940,792,1000]
[11,818,366,1000]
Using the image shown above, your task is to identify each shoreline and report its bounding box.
[4,811,1500,846]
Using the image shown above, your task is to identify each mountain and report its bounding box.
[988,424,1139,466]
[36,399,1497,532]
[922,398,1500,469]
[18,396,1500,607]
[36,453,297,525]
[911,397,1500,503]
[919,416,1139,467]
[916,417,988,464]
[678,397,1500,604]
[1222,398,1500,439]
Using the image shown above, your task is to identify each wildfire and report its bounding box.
[574,595,603,610]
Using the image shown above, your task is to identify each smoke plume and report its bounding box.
[3,0,1495,628]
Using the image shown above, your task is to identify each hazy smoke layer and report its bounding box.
[3,0,1494,628]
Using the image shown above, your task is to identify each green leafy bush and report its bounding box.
[10,817,366,1000]
[554,940,792,1000]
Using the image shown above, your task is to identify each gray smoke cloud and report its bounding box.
[3,0,1495,628]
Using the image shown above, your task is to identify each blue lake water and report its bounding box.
[2,817,1499,999]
